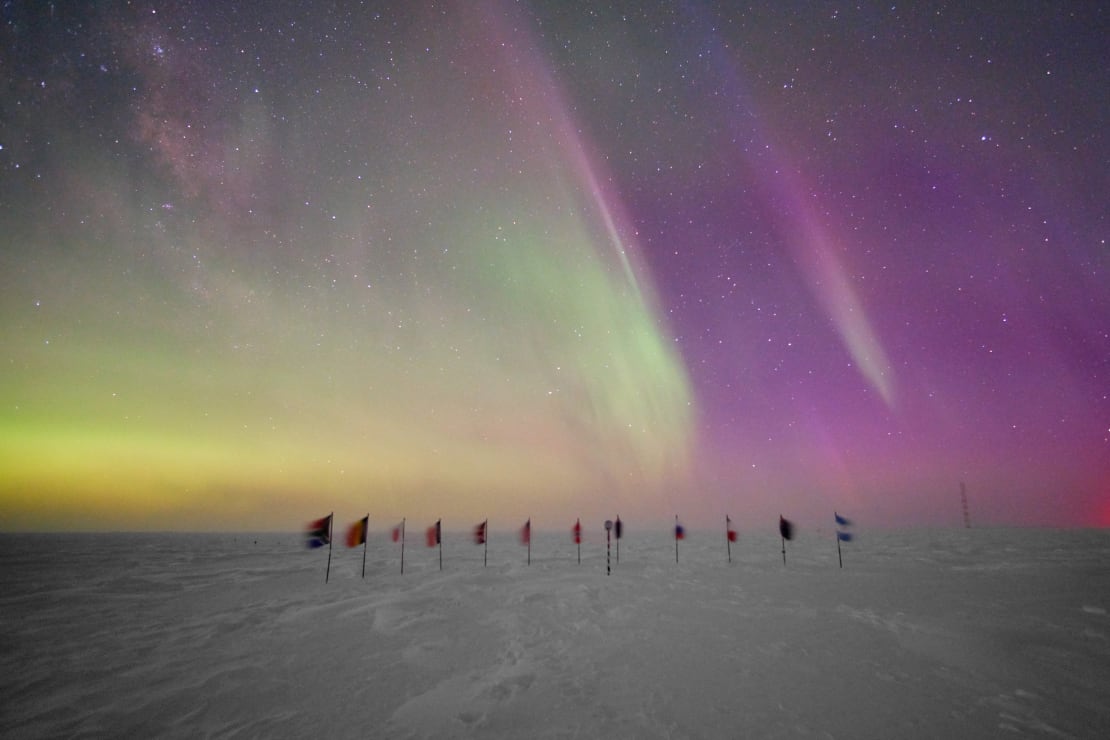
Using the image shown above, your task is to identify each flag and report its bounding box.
[779,516,794,541]
[426,520,441,547]
[346,516,368,547]
[306,515,332,549]
[727,516,737,542]
[835,512,853,542]
[572,519,581,544]
[614,516,623,539]
[834,511,853,568]
[674,520,685,540]
[392,522,403,543]
[474,520,487,545]
[520,519,531,545]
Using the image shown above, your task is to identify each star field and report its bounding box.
[1,1,1106,530]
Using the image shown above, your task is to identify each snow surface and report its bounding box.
[2,528,1109,738]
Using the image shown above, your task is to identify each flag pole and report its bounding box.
[835,511,842,569]
[484,519,488,567]
[726,515,732,564]
[605,520,612,576]
[438,519,443,571]
[674,515,679,564]
[781,516,786,566]
[362,514,368,579]
[325,512,333,583]
[616,515,620,564]
[577,518,581,564]
[400,518,406,575]
[527,518,531,566]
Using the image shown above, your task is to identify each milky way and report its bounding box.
[1,2,1106,530]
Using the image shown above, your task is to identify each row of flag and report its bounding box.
[310,518,621,548]
[306,513,854,580]
[310,514,849,549]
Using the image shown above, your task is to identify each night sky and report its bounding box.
[2,1,1106,532]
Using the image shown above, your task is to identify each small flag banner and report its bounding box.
[392,522,403,543]
[835,513,853,542]
[306,515,332,549]
[346,516,368,548]
[778,515,794,566]
[348,515,369,578]
[835,512,853,568]
[674,520,685,540]
[521,518,532,565]
[307,513,334,583]
[426,520,441,547]
[614,517,623,540]
[572,519,582,544]
[475,519,488,566]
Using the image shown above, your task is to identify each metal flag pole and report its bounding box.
[576,518,581,564]
[674,515,679,564]
[961,482,971,528]
[779,515,787,566]
[835,511,843,569]
[325,512,333,584]
[484,520,488,567]
[400,518,406,575]
[615,515,621,564]
[362,514,368,579]
[437,519,443,571]
[726,515,732,564]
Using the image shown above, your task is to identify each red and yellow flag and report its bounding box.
[346,516,368,547]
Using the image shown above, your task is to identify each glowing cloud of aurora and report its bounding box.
[0,2,693,530]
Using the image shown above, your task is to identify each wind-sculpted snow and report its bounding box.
[2,529,1108,738]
